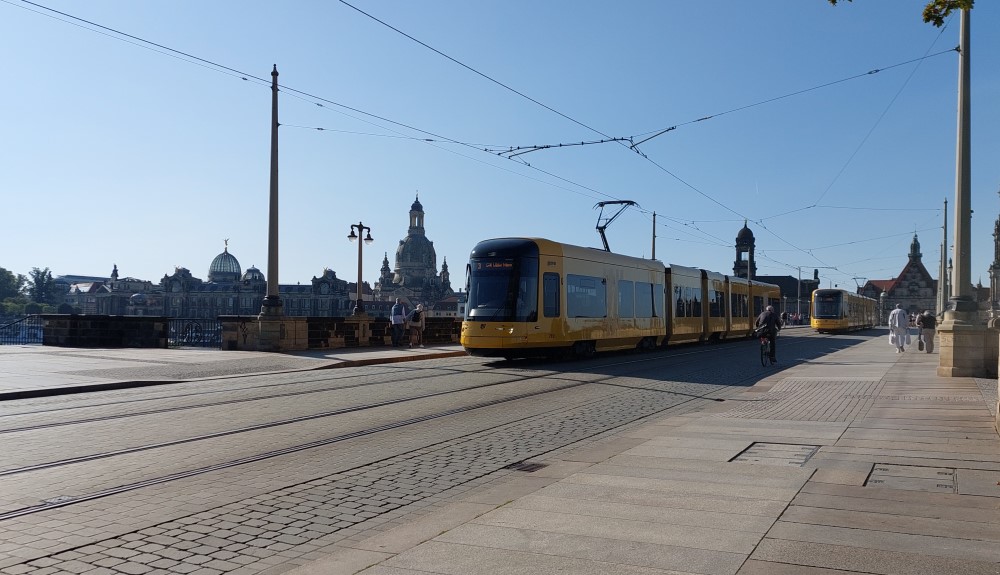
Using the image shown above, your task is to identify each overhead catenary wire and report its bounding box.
[5,0,951,283]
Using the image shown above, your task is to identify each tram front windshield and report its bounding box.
[813,292,843,318]
[466,257,538,322]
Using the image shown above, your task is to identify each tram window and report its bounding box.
[674,284,700,318]
[515,274,538,323]
[567,274,607,318]
[753,296,764,315]
[814,293,841,318]
[654,283,664,317]
[710,289,725,317]
[618,280,634,318]
[543,273,560,318]
[635,282,653,318]
[730,292,741,317]
[466,256,537,321]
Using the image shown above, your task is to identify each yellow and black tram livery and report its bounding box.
[810,288,876,333]
[461,237,780,359]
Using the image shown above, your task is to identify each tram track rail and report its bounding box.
[0,340,784,522]
[0,377,602,522]
[0,339,748,434]
[0,332,852,521]
[0,360,476,420]
[0,364,524,435]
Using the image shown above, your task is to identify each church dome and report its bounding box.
[209,246,241,283]
[410,195,423,212]
[394,234,436,286]
[736,221,754,244]
[241,266,264,282]
[129,293,148,306]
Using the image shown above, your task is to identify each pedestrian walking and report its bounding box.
[407,304,426,348]
[916,310,936,353]
[888,303,909,353]
[390,298,407,347]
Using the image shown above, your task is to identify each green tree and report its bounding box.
[828,0,974,27]
[26,267,63,305]
[0,267,25,301]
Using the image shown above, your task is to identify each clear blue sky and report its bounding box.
[3,1,998,294]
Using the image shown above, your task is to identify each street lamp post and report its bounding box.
[879,291,888,326]
[796,266,801,318]
[348,222,374,315]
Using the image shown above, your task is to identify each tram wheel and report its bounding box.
[572,341,596,359]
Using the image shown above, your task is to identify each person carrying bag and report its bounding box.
[887,304,909,353]
[916,310,936,353]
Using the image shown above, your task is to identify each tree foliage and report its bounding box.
[26,267,62,305]
[0,267,25,301]
[827,0,974,27]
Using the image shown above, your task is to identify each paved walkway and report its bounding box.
[280,332,1000,575]
[2,333,999,574]
[0,343,467,400]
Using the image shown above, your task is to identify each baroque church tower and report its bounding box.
[733,221,756,280]
[374,194,454,306]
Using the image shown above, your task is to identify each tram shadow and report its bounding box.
[483,329,882,390]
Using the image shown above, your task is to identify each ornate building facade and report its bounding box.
[60,197,456,319]
[373,195,453,306]
[860,234,938,318]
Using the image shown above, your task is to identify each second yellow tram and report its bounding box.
[810,288,876,332]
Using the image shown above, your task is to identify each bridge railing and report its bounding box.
[168,318,222,349]
[0,315,44,345]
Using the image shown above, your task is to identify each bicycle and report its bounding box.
[759,332,775,366]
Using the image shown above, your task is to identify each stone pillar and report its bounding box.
[937,321,987,377]
[937,10,985,378]
[257,316,307,352]
[344,314,374,347]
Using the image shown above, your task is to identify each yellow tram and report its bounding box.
[460,238,780,359]
[810,288,876,333]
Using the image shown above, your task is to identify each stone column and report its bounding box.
[937,9,986,378]
[259,65,285,351]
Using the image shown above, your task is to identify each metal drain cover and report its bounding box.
[867,464,955,493]
[731,442,820,467]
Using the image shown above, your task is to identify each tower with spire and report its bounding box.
[733,220,756,279]
[373,194,454,306]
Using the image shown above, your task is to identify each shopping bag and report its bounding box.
[889,333,897,346]
[904,332,912,345]
[918,339,924,351]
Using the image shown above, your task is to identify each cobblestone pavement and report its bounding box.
[0,330,879,574]
[0,330,984,575]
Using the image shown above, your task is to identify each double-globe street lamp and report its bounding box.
[348,222,374,315]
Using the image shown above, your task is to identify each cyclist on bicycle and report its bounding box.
[755,305,783,363]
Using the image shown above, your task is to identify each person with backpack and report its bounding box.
[408,304,426,348]
[754,305,782,363]
[390,298,407,347]
[916,310,936,353]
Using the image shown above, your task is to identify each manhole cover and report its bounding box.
[731,442,820,467]
[866,464,955,493]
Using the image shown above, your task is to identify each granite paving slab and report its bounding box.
[749,538,1000,575]
[765,521,1000,562]
[367,540,697,575]
[436,522,745,575]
